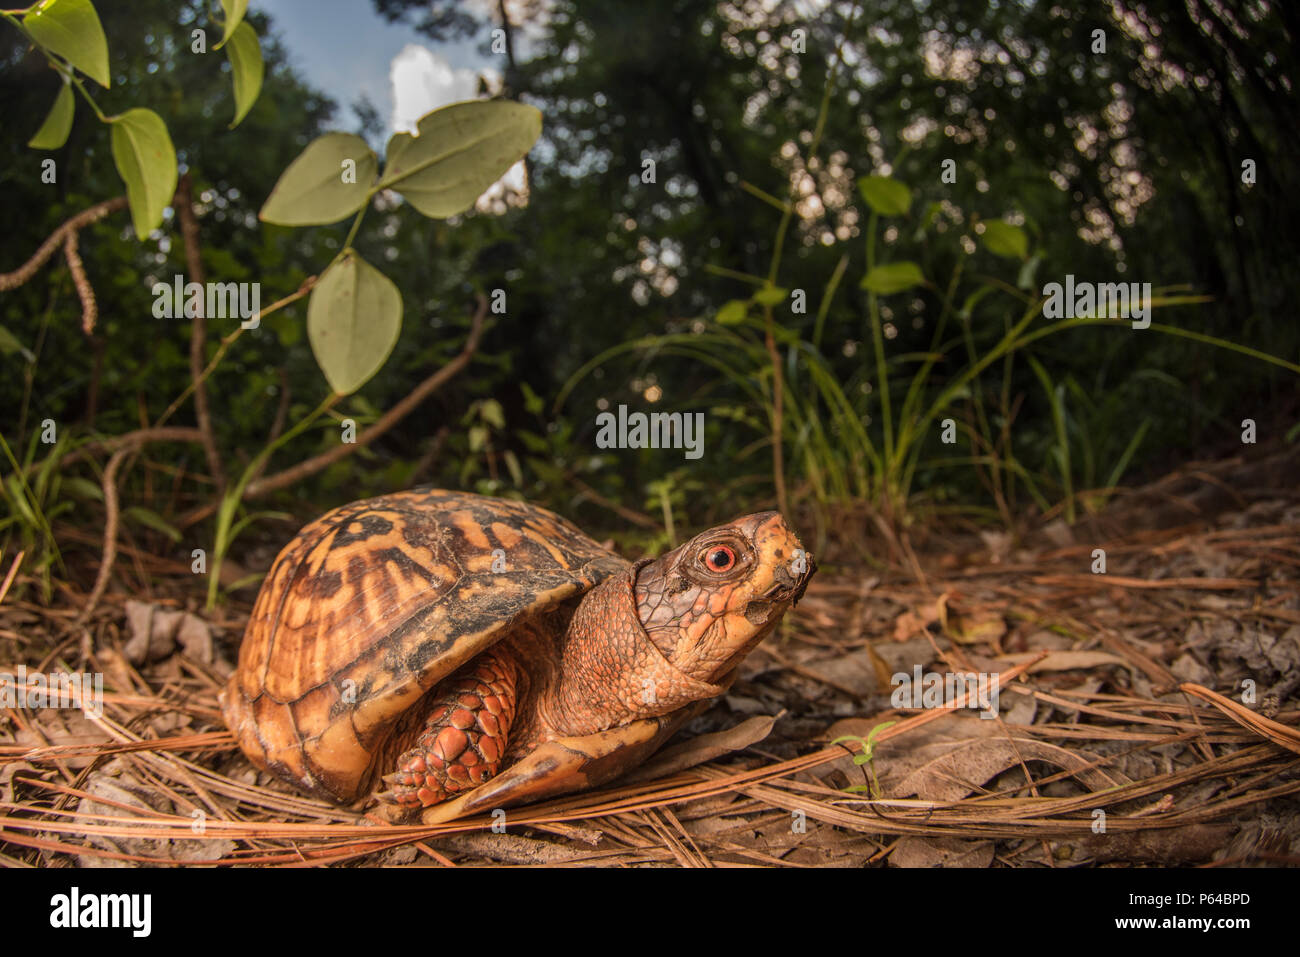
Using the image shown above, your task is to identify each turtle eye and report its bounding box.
[702,545,736,573]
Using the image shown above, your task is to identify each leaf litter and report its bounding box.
[1,445,1297,867]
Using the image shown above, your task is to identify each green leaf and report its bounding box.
[108,108,178,240]
[479,399,506,429]
[124,506,181,543]
[28,81,75,150]
[225,21,262,129]
[503,449,523,487]
[716,299,749,325]
[259,132,377,226]
[225,572,266,592]
[857,175,912,216]
[520,381,544,416]
[0,325,35,362]
[23,0,110,88]
[981,220,1029,260]
[1017,252,1043,290]
[379,99,542,218]
[307,252,402,395]
[752,285,788,306]
[62,476,103,501]
[217,0,250,48]
[860,261,925,294]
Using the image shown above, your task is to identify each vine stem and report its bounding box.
[153,275,317,429]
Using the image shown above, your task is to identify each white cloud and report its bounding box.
[390,44,483,134]
[387,45,526,213]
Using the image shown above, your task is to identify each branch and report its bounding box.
[77,443,133,623]
[0,196,127,291]
[175,173,224,492]
[50,427,205,475]
[246,294,489,498]
[63,231,96,335]
[177,295,490,528]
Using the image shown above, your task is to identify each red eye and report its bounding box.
[703,546,736,573]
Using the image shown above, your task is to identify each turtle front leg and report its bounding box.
[379,649,519,808]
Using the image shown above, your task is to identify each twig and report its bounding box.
[0,197,127,291]
[566,474,659,529]
[247,368,291,485]
[250,294,488,496]
[77,444,133,623]
[70,428,204,622]
[175,173,224,493]
[0,550,25,605]
[62,232,96,335]
[178,295,490,527]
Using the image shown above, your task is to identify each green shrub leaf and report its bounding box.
[27,82,75,150]
[124,506,181,543]
[24,0,110,87]
[225,21,262,129]
[716,299,749,325]
[1017,252,1043,290]
[0,325,35,362]
[860,261,925,294]
[752,285,788,306]
[307,252,402,395]
[981,220,1029,260]
[108,108,178,239]
[217,0,250,48]
[379,100,542,218]
[259,132,377,226]
[857,175,912,216]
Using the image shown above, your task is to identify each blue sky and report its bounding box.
[256,0,492,138]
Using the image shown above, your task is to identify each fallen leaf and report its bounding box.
[623,713,780,783]
[890,836,996,868]
[885,736,1127,802]
[996,649,1134,674]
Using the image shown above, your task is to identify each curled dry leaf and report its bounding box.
[622,713,781,784]
[124,600,216,665]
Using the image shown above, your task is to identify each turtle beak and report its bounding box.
[764,551,815,606]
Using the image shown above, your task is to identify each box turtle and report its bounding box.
[220,488,814,822]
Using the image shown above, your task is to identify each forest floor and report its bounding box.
[2,443,1298,867]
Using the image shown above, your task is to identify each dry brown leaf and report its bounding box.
[72,764,235,866]
[123,601,216,665]
[623,713,780,783]
[890,836,996,868]
[996,650,1134,674]
[883,736,1127,802]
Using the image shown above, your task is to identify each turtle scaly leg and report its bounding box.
[379,649,519,808]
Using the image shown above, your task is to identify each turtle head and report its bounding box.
[634,511,816,685]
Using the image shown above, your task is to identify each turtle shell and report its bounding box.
[220,488,628,803]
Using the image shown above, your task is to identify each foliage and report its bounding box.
[1,0,1298,607]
